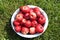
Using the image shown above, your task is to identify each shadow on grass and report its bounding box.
[4,18,35,40]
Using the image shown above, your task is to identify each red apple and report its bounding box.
[21,18,26,24]
[24,13,30,19]
[20,6,30,13]
[36,24,44,33]
[30,27,35,34]
[13,20,20,26]
[31,20,38,27]
[30,12,37,20]
[39,14,44,18]
[33,7,40,12]
[30,8,33,12]
[16,13,23,21]
[36,11,41,17]
[33,7,41,17]
[38,17,46,24]
[25,20,31,27]
[15,26,21,32]
[21,27,29,35]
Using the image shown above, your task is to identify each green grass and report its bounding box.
[0,0,60,40]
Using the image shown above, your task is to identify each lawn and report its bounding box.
[0,0,60,40]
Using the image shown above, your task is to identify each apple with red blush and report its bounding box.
[25,20,31,28]
[36,24,44,33]
[16,13,23,21]
[31,20,38,27]
[38,17,46,25]
[24,13,30,19]
[33,7,42,17]
[29,11,37,20]
[15,26,21,32]
[21,18,26,24]
[20,6,30,13]
[29,27,35,34]
[21,27,29,35]
[13,20,20,26]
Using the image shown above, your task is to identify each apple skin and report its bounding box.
[20,6,30,13]
[15,26,21,32]
[39,13,44,18]
[35,11,41,17]
[33,7,42,17]
[29,27,35,34]
[29,11,37,20]
[31,20,38,27]
[25,20,31,28]
[21,27,29,35]
[30,8,33,12]
[38,17,46,25]
[13,20,20,26]
[21,18,26,24]
[33,7,40,12]
[24,13,30,20]
[16,13,23,21]
[36,24,44,33]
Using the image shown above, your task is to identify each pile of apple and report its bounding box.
[13,6,46,35]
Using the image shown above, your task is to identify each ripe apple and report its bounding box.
[20,6,30,13]
[38,17,46,24]
[21,18,26,24]
[33,7,41,17]
[16,13,23,21]
[15,26,21,32]
[21,27,29,35]
[30,8,33,12]
[35,11,41,17]
[30,27,35,34]
[24,13,30,19]
[25,20,31,27]
[33,7,40,12]
[30,12,37,20]
[13,20,20,26]
[39,14,44,18]
[31,20,38,27]
[36,24,44,33]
